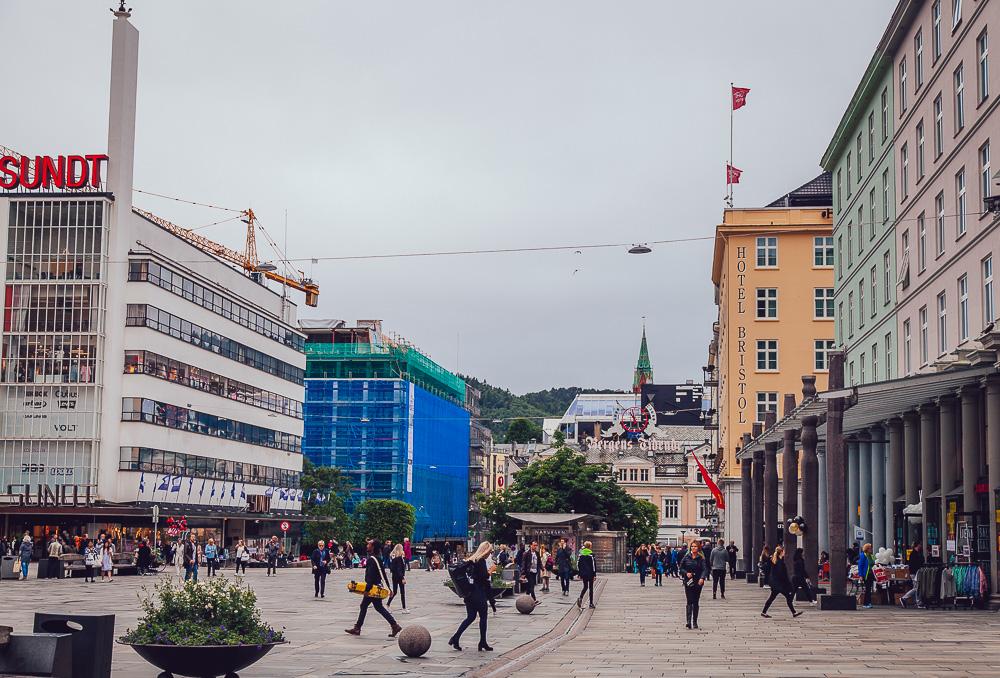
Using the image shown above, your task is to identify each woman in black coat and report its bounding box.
[449,541,493,652]
[635,545,650,587]
[761,545,802,618]
[678,541,710,629]
[386,544,408,612]
[791,548,816,605]
[344,541,402,637]
[311,540,330,598]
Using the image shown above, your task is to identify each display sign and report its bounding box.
[1,386,96,439]
[5,483,94,507]
[280,520,290,533]
[0,154,108,190]
[496,475,505,489]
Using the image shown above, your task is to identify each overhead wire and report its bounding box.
[132,188,242,213]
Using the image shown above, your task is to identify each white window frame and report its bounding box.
[848,291,855,337]
[755,391,778,424]
[872,342,879,382]
[847,151,853,197]
[934,94,944,158]
[952,0,962,29]
[883,251,892,305]
[848,222,854,266]
[814,339,835,372]
[858,280,866,328]
[756,339,778,372]
[917,120,926,179]
[958,273,969,342]
[838,302,845,345]
[836,170,843,211]
[918,212,927,272]
[662,497,680,522]
[756,288,778,319]
[881,88,889,141]
[857,134,863,178]
[837,235,843,279]
[980,141,991,210]
[814,236,834,267]
[956,167,967,236]
[869,188,877,239]
[904,318,913,374]
[815,287,835,319]
[756,236,778,268]
[978,29,989,103]
[935,192,946,256]
[882,169,890,224]
[900,56,908,112]
[984,255,995,327]
[955,63,965,133]
[868,112,876,163]
[915,28,925,89]
[860,352,866,384]
[698,498,714,521]
[870,265,878,318]
[933,0,942,61]
[901,142,909,198]
[937,291,948,356]
[919,305,929,365]
[885,332,893,380]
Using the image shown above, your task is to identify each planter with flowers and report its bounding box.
[119,577,286,678]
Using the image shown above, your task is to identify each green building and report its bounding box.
[821,46,897,386]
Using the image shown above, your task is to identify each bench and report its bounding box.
[60,554,86,578]
[112,556,138,576]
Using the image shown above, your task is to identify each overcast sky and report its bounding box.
[2,1,894,394]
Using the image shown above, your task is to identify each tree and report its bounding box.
[506,417,542,444]
[484,447,657,547]
[552,429,566,447]
[353,499,416,543]
[299,459,353,549]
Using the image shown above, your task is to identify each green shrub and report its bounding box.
[120,577,284,647]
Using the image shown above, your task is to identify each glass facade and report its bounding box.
[0,198,107,491]
[119,446,299,488]
[303,378,469,541]
[122,397,302,453]
[124,350,303,418]
[125,304,304,384]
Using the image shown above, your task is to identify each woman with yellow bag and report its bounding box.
[344,540,402,638]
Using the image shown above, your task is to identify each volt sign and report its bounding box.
[0,154,109,190]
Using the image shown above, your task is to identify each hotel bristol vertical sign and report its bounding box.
[735,245,748,425]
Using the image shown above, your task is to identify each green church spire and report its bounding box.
[633,325,653,393]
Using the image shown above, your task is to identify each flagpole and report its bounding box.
[729,82,734,207]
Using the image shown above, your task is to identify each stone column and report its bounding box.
[751,448,764,582]
[939,396,958,561]
[824,351,851,603]
[858,432,872,541]
[847,440,860,542]
[740,433,753,579]
[903,411,920,544]
[800,413,819,583]
[763,411,779,554]
[818,444,829,554]
[870,425,886,550]
[985,376,1000,595]
[886,418,904,550]
[919,404,938,551]
[960,385,981,511]
[781,394,798,572]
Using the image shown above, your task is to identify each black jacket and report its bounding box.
[577,551,596,580]
[678,553,709,581]
[793,557,807,580]
[726,545,739,562]
[311,548,330,573]
[470,558,490,595]
[521,549,541,574]
[769,558,793,593]
[390,555,406,580]
[363,550,388,589]
[908,548,925,570]
[183,540,197,566]
[555,547,573,572]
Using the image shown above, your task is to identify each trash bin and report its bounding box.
[1,555,19,580]
[36,557,51,579]
[48,557,64,579]
[34,612,115,678]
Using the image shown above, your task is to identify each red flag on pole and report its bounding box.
[732,86,751,110]
[726,164,742,185]
[692,450,725,510]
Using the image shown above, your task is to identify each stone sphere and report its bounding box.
[397,624,432,658]
[515,595,536,614]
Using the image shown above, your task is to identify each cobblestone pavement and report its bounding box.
[0,564,579,677]
[528,573,1000,677]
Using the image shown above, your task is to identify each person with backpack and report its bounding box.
[555,538,573,596]
[576,541,597,609]
[344,540,402,638]
[448,541,493,652]
[82,539,98,583]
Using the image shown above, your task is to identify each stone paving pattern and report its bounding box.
[4,566,1000,676]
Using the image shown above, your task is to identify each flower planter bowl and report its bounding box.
[120,640,287,678]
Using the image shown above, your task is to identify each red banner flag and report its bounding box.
[692,450,725,510]
[726,164,742,185]
[732,86,750,110]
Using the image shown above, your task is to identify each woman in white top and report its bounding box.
[234,539,249,575]
[173,539,185,578]
[100,540,115,582]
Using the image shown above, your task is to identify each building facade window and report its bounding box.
[956,168,967,236]
[836,171,843,211]
[662,497,680,521]
[123,350,303,418]
[860,352,867,383]
[934,94,944,158]
[917,120,926,179]
[869,188,877,239]
[815,287,835,318]
[901,143,909,198]
[858,280,866,328]
[882,169,890,223]
[937,291,948,356]
[952,0,962,29]
[933,0,942,61]
[837,236,844,279]
[980,141,991,209]
[119,447,300,488]
[885,332,893,380]
[935,192,946,256]
[756,288,778,319]
[848,291,855,337]
[958,274,969,341]
[868,113,876,163]
[857,134,863,178]
[814,339,835,372]
[955,64,965,132]
[984,255,996,326]
[904,318,913,374]
[814,236,834,267]
[847,152,853,196]
[121,397,302,453]
[918,212,928,272]
[848,223,854,267]
[124,304,305,385]
[756,236,778,267]
[978,29,989,103]
[881,88,889,141]
[838,302,845,345]
[919,306,929,365]
[916,28,925,88]
[900,57,908,113]
[640,468,649,482]
[883,251,892,305]
[698,498,715,521]
[870,265,878,318]
[756,392,778,424]
[756,340,778,371]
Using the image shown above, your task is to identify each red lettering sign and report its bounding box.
[0,154,109,191]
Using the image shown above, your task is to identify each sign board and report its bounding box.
[6,483,93,507]
[853,526,865,541]
[709,516,719,527]
[0,154,108,190]
[496,475,505,489]
[930,544,940,557]
[279,521,290,533]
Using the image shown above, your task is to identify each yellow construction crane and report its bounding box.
[133,207,320,306]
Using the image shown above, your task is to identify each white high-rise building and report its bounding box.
[0,7,304,551]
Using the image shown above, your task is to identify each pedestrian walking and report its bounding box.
[669,545,680,577]
[710,538,728,599]
[234,539,249,575]
[652,545,665,586]
[100,539,115,582]
[136,540,152,576]
[402,537,412,571]
[520,542,541,605]
[172,540,184,578]
[858,543,876,609]
[555,538,573,595]
[726,540,739,579]
[576,541,597,609]
[386,544,408,613]
[82,539,98,583]
[635,545,649,587]
[344,540,402,638]
[448,541,493,652]
[204,538,219,577]
[757,545,772,588]
[265,535,280,576]
[182,534,199,583]
[17,535,32,580]
[311,540,330,598]
[791,548,816,605]
[679,541,709,629]
[899,542,925,608]
[761,545,802,618]
[539,544,552,593]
